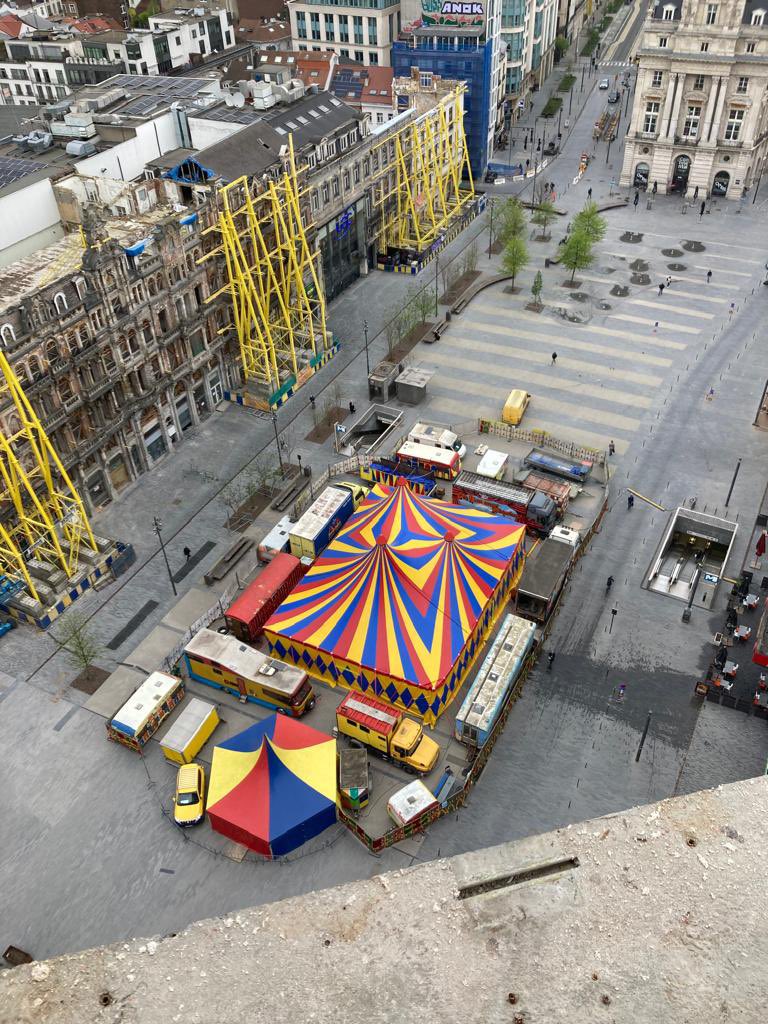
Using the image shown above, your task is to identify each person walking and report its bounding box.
[608,440,616,456]
[706,269,712,284]
[634,191,639,210]
[729,302,735,317]
[587,187,593,199]
[547,651,556,671]
[348,401,356,414]
[309,394,316,409]
[551,351,558,365]
[652,181,658,195]
[693,185,699,200]
[183,546,191,562]
[700,200,706,218]
[658,282,665,296]
[666,275,672,288]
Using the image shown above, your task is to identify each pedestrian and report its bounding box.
[309,394,316,409]
[700,200,706,218]
[634,191,639,208]
[706,387,715,400]
[547,651,556,670]
[693,185,699,200]
[183,546,191,562]
[652,181,658,195]
[608,440,615,456]
[729,302,735,317]
[551,351,558,365]
[706,269,712,284]
[658,282,665,296]
[587,186,593,199]
[348,401,356,414]
[666,275,672,287]
[653,321,659,334]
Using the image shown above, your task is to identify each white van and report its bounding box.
[407,422,466,460]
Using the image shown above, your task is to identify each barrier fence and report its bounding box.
[478,419,606,466]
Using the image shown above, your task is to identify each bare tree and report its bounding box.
[463,241,479,275]
[51,612,102,680]
[220,480,247,520]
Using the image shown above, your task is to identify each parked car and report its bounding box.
[607,91,620,104]
[599,78,610,89]
[173,763,206,827]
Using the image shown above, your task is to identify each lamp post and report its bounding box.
[152,516,177,597]
[488,197,494,259]
[297,453,302,477]
[363,318,370,377]
[271,409,284,475]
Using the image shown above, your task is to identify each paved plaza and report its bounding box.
[3,30,768,960]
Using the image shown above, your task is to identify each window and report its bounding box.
[659,36,668,47]
[692,74,705,90]
[175,35,181,44]
[652,70,663,87]
[683,105,701,137]
[746,41,756,53]
[662,5,675,19]
[310,12,320,39]
[353,163,360,184]
[332,177,340,198]
[53,292,68,314]
[0,323,15,346]
[370,51,378,64]
[377,111,385,123]
[367,16,377,44]
[296,11,306,38]
[340,47,349,56]
[354,49,364,62]
[700,41,709,51]
[339,15,349,42]
[643,101,660,133]
[737,76,749,93]
[751,10,765,26]
[324,12,334,40]
[420,71,433,88]
[311,190,319,212]
[321,182,329,203]
[342,171,350,190]
[353,15,363,44]
[706,4,717,24]
[724,108,744,140]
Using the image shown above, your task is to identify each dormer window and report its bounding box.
[705,4,718,24]
[0,324,15,347]
[663,4,675,20]
[751,9,765,25]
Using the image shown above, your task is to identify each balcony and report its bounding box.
[43,406,68,432]
[80,370,121,403]
[674,135,699,146]
[718,137,743,148]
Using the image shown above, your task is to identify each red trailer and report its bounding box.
[225,553,305,642]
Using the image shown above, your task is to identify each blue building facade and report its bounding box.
[392,38,495,179]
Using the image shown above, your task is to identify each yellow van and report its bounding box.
[502,389,531,426]
[173,763,206,827]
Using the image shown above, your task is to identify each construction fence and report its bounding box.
[478,419,606,466]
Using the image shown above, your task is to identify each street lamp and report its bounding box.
[297,453,302,476]
[271,409,284,475]
[363,318,370,377]
[487,197,494,259]
[152,515,177,597]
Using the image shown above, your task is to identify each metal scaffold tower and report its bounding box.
[204,140,331,396]
[371,87,475,255]
[0,352,98,604]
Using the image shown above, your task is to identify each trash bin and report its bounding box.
[545,258,551,268]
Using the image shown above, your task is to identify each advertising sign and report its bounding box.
[420,0,486,29]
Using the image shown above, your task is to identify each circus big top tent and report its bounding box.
[264,481,526,724]
[206,715,337,858]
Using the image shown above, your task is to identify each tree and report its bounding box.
[462,241,479,275]
[560,227,595,283]
[531,200,557,240]
[51,612,102,680]
[498,197,526,246]
[573,201,607,244]
[554,35,569,60]
[502,236,529,287]
[220,479,247,520]
[531,270,543,308]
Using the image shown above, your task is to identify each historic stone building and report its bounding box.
[0,198,237,514]
[620,0,768,197]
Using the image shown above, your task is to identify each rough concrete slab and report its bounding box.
[84,664,147,719]
[160,587,227,634]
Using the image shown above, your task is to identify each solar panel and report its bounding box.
[0,156,44,189]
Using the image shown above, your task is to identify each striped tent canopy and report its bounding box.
[265,481,525,693]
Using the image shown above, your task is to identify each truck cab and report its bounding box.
[336,691,439,775]
[528,492,558,533]
[390,718,439,774]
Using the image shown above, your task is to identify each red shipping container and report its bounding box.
[225,553,305,642]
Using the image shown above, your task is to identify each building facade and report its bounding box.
[0,195,237,513]
[287,0,400,66]
[620,0,768,197]
[392,0,504,176]
[501,0,558,112]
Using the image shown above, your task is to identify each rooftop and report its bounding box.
[198,89,362,145]
[64,73,220,121]
[0,105,75,198]
[330,64,394,107]
[184,120,284,180]
[2,776,766,1021]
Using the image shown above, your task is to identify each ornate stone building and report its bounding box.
[0,200,237,515]
[620,0,768,197]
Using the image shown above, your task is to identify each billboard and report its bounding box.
[420,0,486,29]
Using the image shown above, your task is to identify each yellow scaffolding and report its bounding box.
[0,352,98,604]
[203,140,331,395]
[371,87,475,255]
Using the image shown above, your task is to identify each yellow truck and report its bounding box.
[336,691,439,774]
[332,480,370,509]
[502,389,531,426]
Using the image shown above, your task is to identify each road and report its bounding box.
[3,6,768,960]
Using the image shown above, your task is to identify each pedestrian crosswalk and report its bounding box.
[414,222,759,456]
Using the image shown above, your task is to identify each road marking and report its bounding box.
[627,298,715,320]
[427,355,652,417]
[608,313,701,334]
[427,394,633,454]
[601,250,752,277]
[605,228,766,258]
[688,263,754,277]
[576,275,728,304]
[444,329,665,386]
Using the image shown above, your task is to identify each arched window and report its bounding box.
[74,277,86,300]
[0,323,15,346]
[46,340,59,364]
[752,9,765,25]
[148,278,157,297]
[53,292,68,314]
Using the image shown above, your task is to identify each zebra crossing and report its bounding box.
[417,225,759,456]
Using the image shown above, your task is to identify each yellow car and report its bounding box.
[173,763,206,827]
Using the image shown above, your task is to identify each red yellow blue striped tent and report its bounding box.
[206,715,337,858]
[265,481,525,724]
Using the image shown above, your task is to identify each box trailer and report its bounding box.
[160,697,220,765]
[289,486,354,560]
[225,552,305,642]
[516,538,574,623]
[258,516,294,563]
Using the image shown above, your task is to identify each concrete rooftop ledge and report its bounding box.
[3,777,768,1023]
